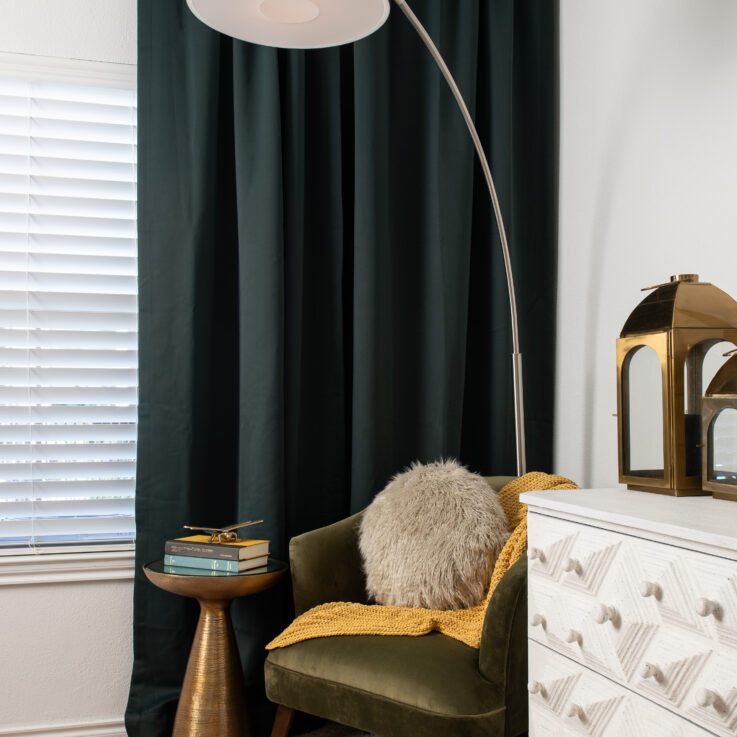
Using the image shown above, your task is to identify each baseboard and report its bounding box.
[0,718,125,737]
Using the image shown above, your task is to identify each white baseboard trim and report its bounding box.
[0,718,125,737]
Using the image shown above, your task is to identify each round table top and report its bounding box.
[143,558,288,600]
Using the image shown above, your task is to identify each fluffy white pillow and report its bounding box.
[358,460,510,610]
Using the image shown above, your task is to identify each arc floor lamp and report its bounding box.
[186,0,527,476]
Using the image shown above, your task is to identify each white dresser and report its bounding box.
[520,488,737,737]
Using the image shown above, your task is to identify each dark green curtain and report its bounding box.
[126,1,558,735]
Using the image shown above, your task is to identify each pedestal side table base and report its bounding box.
[173,599,251,737]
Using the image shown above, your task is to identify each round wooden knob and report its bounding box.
[528,680,547,697]
[593,603,616,624]
[530,613,547,628]
[696,688,727,713]
[639,581,660,598]
[640,662,663,682]
[695,598,720,618]
[565,629,582,645]
[563,557,583,575]
[528,547,546,562]
[567,703,586,720]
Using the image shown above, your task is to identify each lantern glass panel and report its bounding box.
[702,341,736,390]
[709,408,737,486]
[625,346,664,477]
[684,340,733,477]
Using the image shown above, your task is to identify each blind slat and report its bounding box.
[0,232,136,258]
[0,213,136,238]
[0,347,137,369]
[0,405,137,423]
[0,424,136,443]
[0,173,135,201]
[0,272,137,296]
[0,366,137,387]
[0,329,137,351]
[0,460,135,483]
[0,291,136,313]
[0,478,134,501]
[0,441,135,463]
[0,385,138,404]
[0,253,137,277]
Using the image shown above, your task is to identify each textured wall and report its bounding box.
[0,0,136,64]
[555,0,737,488]
[0,579,134,730]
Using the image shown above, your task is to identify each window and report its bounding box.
[0,68,137,547]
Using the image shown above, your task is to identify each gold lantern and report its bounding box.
[617,275,737,496]
[702,351,737,501]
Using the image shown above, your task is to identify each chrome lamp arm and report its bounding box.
[394,0,526,476]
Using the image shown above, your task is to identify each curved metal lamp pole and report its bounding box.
[395,0,526,476]
[185,0,527,476]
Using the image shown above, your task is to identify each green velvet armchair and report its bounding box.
[264,476,528,737]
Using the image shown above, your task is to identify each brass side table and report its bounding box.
[143,559,287,737]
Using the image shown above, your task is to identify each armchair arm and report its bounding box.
[478,557,528,734]
[289,510,369,616]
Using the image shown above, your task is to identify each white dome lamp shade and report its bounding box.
[185,0,391,49]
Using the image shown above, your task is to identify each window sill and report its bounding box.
[0,544,135,586]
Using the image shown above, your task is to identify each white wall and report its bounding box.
[0,2,137,735]
[0,0,135,65]
[0,572,134,735]
[555,0,737,488]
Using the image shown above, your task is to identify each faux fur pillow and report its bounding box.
[358,460,510,610]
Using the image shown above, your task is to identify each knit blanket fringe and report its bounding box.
[266,472,578,650]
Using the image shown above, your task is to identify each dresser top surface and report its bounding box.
[520,487,737,560]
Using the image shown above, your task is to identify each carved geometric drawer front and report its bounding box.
[529,641,714,737]
[528,507,737,736]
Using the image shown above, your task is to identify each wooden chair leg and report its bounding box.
[270,705,295,737]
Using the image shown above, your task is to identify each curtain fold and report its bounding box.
[127,1,558,735]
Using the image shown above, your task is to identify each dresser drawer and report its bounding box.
[527,512,737,735]
[529,640,713,737]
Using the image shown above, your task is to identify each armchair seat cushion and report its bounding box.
[265,633,506,737]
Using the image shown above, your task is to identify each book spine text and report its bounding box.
[164,554,239,572]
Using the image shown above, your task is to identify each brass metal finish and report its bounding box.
[671,274,699,283]
[182,519,264,543]
[617,275,737,496]
[621,276,737,337]
[702,354,737,501]
[706,353,737,396]
[144,560,287,737]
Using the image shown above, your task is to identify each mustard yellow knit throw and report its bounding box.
[266,472,578,650]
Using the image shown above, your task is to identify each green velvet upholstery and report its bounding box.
[290,511,368,616]
[265,475,527,737]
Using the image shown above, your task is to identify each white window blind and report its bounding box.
[0,76,137,546]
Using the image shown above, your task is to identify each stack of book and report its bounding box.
[163,535,270,575]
